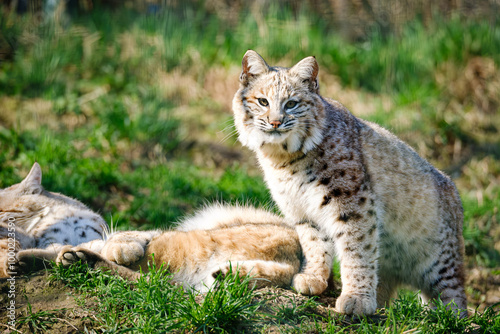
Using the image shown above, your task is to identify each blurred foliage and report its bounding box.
[0,0,499,266]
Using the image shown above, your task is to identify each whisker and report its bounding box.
[220,129,240,144]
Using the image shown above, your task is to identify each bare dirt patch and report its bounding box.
[0,271,99,333]
[467,267,500,311]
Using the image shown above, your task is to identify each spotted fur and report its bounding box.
[0,163,107,277]
[232,50,467,316]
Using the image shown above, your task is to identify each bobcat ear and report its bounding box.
[290,56,319,93]
[240,50,270,85]
[21,162,43,194]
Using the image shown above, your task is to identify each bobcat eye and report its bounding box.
[285,100,298,109]
[258,98,269,107]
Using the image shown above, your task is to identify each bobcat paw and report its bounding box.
[102,241,144,266]
[335,293,377,315]
[292,273,328,296]
[56,246,99,267]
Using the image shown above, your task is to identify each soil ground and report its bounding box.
[0,272,99,333]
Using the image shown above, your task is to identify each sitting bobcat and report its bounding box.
[0,162,107,277]
[55,204,302,291]
[232,50,467,316]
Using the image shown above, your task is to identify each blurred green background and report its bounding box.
[0,0,499,275]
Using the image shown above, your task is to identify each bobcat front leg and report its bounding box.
[9,248,59,276]
[57,245,141,281]
[0,223,36,277]
[291,220,334,295]
[334,216,379,315]
[4,240,107,277]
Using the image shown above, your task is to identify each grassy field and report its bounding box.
[1,2,499,332]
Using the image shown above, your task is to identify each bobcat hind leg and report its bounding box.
[212,260,298,289]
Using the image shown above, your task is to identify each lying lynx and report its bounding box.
[15,204,303,291]
[232,50,467,316]
[0,163,107,277]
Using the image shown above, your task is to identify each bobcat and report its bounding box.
[14,204,302,291]
[232,50,467,316]
[0,163,107,277]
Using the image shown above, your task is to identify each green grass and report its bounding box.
[50,260,264,333]
[178,270,261,332]
[47,262,499,333]
[18,301,60,333]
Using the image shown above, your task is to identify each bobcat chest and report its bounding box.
[260,156,335,222]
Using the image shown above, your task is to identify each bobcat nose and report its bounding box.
[270,120,281,128]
